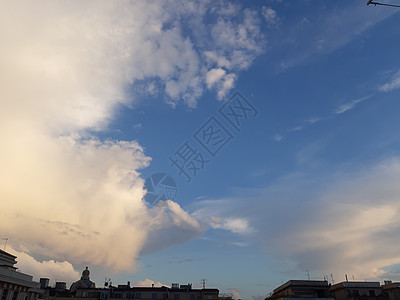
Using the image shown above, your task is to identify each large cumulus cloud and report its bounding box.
[0,0,268,280]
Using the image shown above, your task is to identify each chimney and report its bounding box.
[39,278,49,289]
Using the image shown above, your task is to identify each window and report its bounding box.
[162,293,168,299]
[369,290,376,296]
[135,293,141,299]
[152,293,157,299]
[190,294,195,300]
[174,294,180,300]
[1,290,9,300]
[12,291,19,300]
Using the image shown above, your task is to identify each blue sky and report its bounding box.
[1,1,400,300]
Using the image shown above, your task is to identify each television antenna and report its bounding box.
[305,270,310,280]
[2,238,8,250]
[367,0,400,7]
[104,277,112,288]
[201,279,206,289]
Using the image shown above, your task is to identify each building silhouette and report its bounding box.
[0,249,43,300]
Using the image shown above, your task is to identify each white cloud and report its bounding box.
[197,158,400,281]
[133,123,143,130]
[334,96,371,114]
[192,201,255,235]
[0,133,203,272]
[1,1,266,123]
[306,117,321,124]
[273,134,284,142]
[379,69,400,92]
[206,68,227,88]
[136,279,168,288]
[280,159,400,279]
[262,7,279,26]
[210,8,265,71]
[205,68,237,100]
[288,126,303,132]
[166,200,201,229]
[228,288,242,300]
[208,216,254,234]
[0,0,267,274]
[7,247,79,286]
[217,73,237,100]
[204,51,231,69]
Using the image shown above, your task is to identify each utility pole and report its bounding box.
[305,270,310,280]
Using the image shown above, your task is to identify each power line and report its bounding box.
[367,0,400,8]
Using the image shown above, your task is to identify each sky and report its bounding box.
[1,0,400,299]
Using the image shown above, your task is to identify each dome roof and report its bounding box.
[69,267,96,292]
[82,266,90,280]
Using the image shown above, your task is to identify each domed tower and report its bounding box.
[81,267,90,280]
[70,267,96,293]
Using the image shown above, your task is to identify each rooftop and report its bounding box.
[330,281,380,291]
[273,280,330,294]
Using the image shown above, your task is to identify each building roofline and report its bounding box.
[75,286,219,292]
[273,280,329,294]
[0,249,17,258]
[382,282,400,289]
[329,281,380,291]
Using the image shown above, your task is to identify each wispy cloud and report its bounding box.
[334,95,372,114]
[133,123,143,130]
[200,157,400,281]
[379,68,400,92]
[288,126,303,132]
[262,7,279,27]
[208,216,255,234]
[277,2,398,69]
[273,94,373,142]
[273,134,284,142]
[306,117,321,124]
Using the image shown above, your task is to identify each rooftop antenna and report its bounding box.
[104,277,111,288]
[201,279,206,289]
[2,238,8,250]
[367,0,400,7]
[305,270,310,280]
[331,274,335,284]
